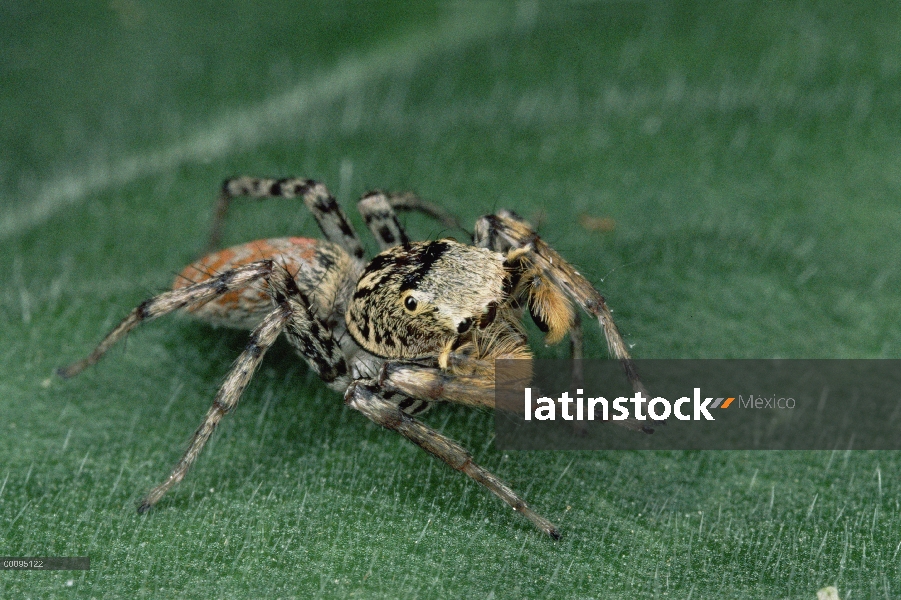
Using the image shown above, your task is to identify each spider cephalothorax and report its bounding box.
[346,239,509,361]
[58,177,650,540]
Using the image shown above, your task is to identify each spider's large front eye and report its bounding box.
[404,296,418,312]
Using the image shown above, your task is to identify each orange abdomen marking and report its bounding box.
[173,237,321,329]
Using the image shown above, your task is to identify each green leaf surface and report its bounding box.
[2,1,900,598]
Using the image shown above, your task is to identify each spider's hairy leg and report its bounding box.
[359,190,473,251]
[383,192,470,238]
[499,244,575,346]
[56,261,275,379]
[269,265,349,386]
[207,177,365,261]
[138,303,289,512]
[379,363,497,409]
[357,191,412,251]
[345,381,560,539]
[474,212,652,425]
[139,264,348,511]
[569,311,585,382]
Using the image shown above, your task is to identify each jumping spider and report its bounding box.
[59,177,650,539]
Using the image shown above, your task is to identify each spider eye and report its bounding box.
[404,296,418,311]
[456,318,473,334]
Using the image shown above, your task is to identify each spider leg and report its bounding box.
[379,362,496,409]
[383,192,470,238]
[136,265,347,510]
[356,191,411,251]
[138,303,289,511]
[58,256,348,383]
[473,212,652,430]
[56,261,276,379]
[358,190,472,251]
[269,266,349,387]
[344,381,560,539]
[207,177,365,261]
[569,310,585,386]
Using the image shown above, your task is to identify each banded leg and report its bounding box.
[138,304,290,511]
[357,191,411,251]
[269,266,350,387]
[474,211,653,431]
[207,177,365,261]
[357,191,470,251]
[379,362,496,409]
[383,192,469,238]
[345,381,560,539]
[569,311,585,385]
[57,254,349,395]
[359,189,475,251]
[131,265,346,510]
[57,261,276,379]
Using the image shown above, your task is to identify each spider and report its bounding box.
[58,176,651,539]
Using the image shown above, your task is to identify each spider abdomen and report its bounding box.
[174,237,359,330]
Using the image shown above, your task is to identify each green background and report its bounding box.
[2,1,900,597]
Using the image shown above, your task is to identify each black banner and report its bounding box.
[495,360,901,450]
